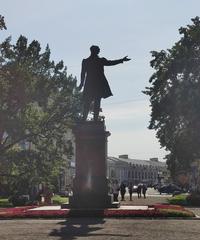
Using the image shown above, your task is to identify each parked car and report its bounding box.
[132,185,138,193]
[158,184,182,195]
[59,190,70,197]
[153,184,159,190]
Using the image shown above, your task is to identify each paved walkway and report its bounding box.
[120,190,170,206]
[186,207,200,217]
[0,218,200,240]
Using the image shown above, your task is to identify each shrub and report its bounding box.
[168,194,187,206]
[9,195,29,206]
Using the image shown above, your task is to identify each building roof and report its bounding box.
[108,156,166,168]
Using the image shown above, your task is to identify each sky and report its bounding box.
[1,0,200,161]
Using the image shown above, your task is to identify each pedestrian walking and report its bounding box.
[128,182,133,201]
[120,182,126,201]
[142,184,147,198]
[112,180,120,202]
[137,184,142,198]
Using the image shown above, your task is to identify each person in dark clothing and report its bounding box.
[128,182,133,201]
[78,45,131,121]
[142,184,147,198]
[137,184,142,198]
[120,182,126,201]
[112,180,120,202]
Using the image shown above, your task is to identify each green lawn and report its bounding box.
[52,195,68,205]
[0,195,68,207]
[0,198,12,208]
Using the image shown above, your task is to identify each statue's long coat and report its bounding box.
[81,56,123,100]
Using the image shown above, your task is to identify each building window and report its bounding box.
[145,172,147,179]
[111,169,115,178]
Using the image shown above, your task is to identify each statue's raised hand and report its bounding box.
[122,56,131,62]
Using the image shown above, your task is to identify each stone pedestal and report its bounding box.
[65,121,118,209]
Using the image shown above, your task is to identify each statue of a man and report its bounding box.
[78,45,131,121]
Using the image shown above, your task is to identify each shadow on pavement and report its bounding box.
[50,217,131,239]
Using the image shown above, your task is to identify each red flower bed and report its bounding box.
[0,207,69,218]
[0,204,195,218]
[0,206,32,212]
[25,209,69,218]
[0,206,36,218]
[104,208,156,217]
[104,204,195,218]
[153,204,184,210]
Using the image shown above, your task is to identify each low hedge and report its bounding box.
[168,193,200,206]
[0,198,12,208]
[168,194,187,206]
[9,195,29,207]
[158,208,195,218]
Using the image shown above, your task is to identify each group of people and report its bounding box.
[110,180,147,202]
[135,183,147,199]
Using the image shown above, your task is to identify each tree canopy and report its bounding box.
[0,34,81,196]
[0,15,6,30]
[144,17,200,177]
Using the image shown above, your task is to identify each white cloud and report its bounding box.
[102,99,150,121]
[101,99,168,160]
[108,129,168,161]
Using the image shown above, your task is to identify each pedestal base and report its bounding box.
[65,121,119,209]
[61,195,119,209]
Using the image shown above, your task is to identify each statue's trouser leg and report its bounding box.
[94,97,101,121]
[83,97,92,121]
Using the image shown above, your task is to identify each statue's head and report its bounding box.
[90,45,100,55]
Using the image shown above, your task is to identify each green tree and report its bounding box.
[0,15,6,30]
[0,35,81,197]
[143,17,200,177]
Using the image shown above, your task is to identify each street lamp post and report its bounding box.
[157,171,163,187]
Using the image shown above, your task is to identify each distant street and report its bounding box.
[121,187,171,206]
[146,187,172,196]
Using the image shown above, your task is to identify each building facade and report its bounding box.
[107,155,168,186]
[60,154,169,191]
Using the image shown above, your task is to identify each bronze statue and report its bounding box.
[78,45,131,121]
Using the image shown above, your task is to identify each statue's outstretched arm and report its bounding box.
[103,56,131,66]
